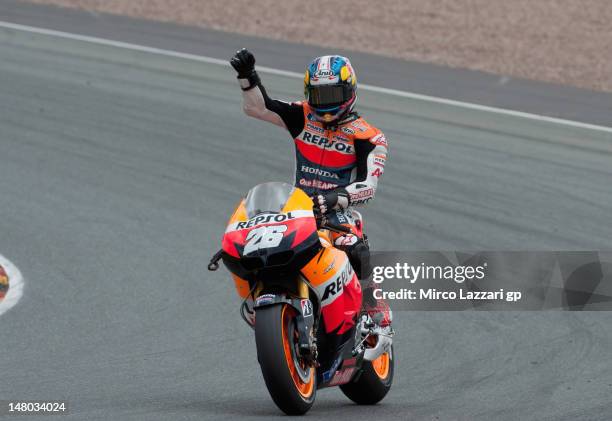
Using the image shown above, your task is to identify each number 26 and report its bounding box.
[244,225,287,255]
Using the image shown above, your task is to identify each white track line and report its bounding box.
[0,254,24,317]
[1,20,611,134]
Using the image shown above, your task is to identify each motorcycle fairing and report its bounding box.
[221,185,321,278]
[222,185,317,253]
[300,233,362,335]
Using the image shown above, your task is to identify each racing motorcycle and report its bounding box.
[208,182,393,415]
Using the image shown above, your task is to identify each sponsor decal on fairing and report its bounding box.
[322,355,343,382]
[225,210,313,232]
[328,367,356,386]
[323,257,337,274]
[318,260,355,305]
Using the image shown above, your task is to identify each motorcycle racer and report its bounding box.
[230,48,391,328]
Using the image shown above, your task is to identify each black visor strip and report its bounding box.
[308,84,352,107]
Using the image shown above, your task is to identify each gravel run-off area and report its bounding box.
[19,0,612,92]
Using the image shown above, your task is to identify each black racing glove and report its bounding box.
[312,189,350,215]
[230,48,260,90]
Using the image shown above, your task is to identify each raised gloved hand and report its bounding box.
[230,48,259,90]
[230,48,255,77]
[312,189,350,215]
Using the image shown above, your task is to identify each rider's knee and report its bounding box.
[335,236,371,280]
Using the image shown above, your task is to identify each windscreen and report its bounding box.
[307,84,352,107]
[244,182,295,218]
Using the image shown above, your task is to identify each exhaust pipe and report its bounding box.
[363,330,392,361]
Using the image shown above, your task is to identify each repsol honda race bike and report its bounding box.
[208,182,393,415]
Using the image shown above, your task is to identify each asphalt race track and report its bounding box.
[1,21,612,421]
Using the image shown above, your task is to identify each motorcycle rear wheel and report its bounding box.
[340,345,394,405]
[255,303,316,415]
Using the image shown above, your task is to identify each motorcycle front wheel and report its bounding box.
[255,303,316,415]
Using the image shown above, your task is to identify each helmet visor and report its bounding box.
[307,84,353,108]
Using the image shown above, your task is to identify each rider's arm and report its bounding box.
[313,130,388,213]
[342,131,388,208]
[231,48,305,138]
[240,79,305,138]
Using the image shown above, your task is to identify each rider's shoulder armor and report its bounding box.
[343,117,386,147]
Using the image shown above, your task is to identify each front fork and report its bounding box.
[253,279,318,362]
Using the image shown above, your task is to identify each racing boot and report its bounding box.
[362,283,392,328]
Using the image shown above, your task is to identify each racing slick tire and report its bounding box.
[340,345,394,405]
[255,303,316,415]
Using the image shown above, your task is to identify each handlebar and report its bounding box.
[318,220,352,234]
